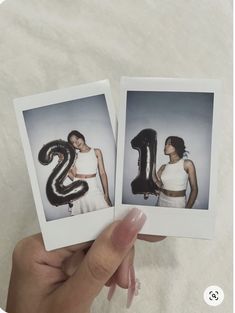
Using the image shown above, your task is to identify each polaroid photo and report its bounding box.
[15,80,117,250]
[115,77,221,239]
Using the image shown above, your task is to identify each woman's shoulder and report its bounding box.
[183,159,195,170]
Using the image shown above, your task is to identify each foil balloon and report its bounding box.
[38,139,88,206]
[131,129,158,199]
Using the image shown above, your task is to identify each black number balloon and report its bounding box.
[131,128,159,199]
[38,140,89,206]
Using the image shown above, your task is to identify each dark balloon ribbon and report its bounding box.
[38,140,89,206]
[131,129,159,199]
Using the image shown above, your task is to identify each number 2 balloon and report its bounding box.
[38,140,88,206]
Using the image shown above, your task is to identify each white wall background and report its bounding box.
[0,1,232,312]
[23,94,116,221]
[123,91,213,209]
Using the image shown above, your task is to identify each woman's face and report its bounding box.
[164,138,176,155]
[69,135,85,150]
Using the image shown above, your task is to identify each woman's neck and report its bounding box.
[169,153,181,164]
[79,144,91,153]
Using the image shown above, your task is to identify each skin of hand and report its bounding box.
[57,152,64,162]
[67,165,76,181]
[104,194,112,206]
[6,208,150,313]
[57,153,76,181]
[155,165,165,189]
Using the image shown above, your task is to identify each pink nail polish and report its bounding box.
[126,265,137,308]
[111,208,146,249]
[107,282,117,301]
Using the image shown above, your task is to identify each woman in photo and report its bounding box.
[67,130,112,214]
[155,136,198,208]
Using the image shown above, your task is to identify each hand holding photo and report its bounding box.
[115,77,221,239]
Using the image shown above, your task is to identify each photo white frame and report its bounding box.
[115,77,221,239]
[14,80,117,251]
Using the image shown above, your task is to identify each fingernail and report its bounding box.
[111,208,146,249]
[107,282,117,301]
[126,265,139,308]
[134,278,141,296]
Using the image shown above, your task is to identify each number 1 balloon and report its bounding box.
[131,128,159,199]
[38,140,88,206]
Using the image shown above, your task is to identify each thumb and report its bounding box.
[58,208,146,311]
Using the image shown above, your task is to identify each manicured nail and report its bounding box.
[111,208,147,249]
[126,265,138,308]
[135,278,141,296]
[107,282,117,301]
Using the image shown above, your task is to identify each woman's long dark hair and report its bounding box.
[67,130,85,143]
[165,136,188,158]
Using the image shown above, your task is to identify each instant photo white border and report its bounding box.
[15,80,117,251]
[115,77,221,239]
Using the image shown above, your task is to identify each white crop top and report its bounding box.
[160,159,188,191]
[74,148,98,175]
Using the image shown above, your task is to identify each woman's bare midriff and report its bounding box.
[75,173,96,179]
[161,188,186,197]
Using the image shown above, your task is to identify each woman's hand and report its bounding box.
[104,194,112,206]
[155,165,165,189]
[58,152,64,162]
[6,208,146,313]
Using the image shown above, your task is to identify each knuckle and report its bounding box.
[86,253,112,282]
[13,237,31,262]
[12,234,44,268]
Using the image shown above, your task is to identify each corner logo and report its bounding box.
[204,285,224,306]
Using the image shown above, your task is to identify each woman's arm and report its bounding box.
[184,160,198,208]
[155,165,165,188]
[68,165,77,181]
[95,148,112,206]
[58,153,77,181]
